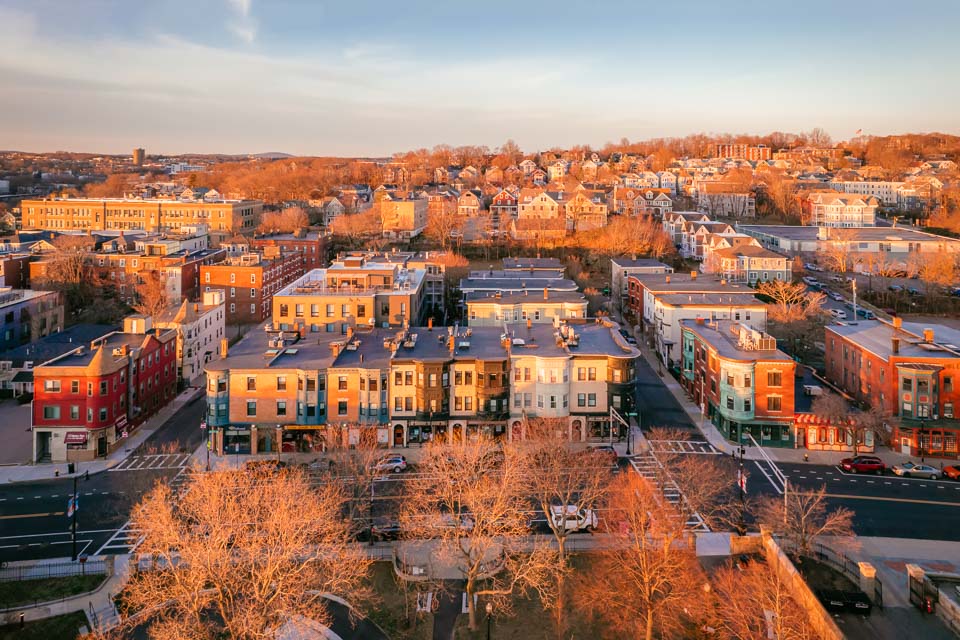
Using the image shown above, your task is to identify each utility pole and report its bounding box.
[70,471,79,561]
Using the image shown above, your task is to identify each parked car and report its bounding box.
[804,263,823,272]
[828,291,844,302]
[829,309,848,320]
[888,284,904,293]
[370,517,403,541]
[891,462,940,479]
[373,455,408,474]
[942,465,960,480]
[829,275,844,283]
[549,505,599,532]
[857,308,876,320]
[840,455,885,475]
[802,276,820,287]
[907,287,922,296]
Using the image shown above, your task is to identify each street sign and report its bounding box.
[121,430,128,439]
[66,495,78,518]
[200,420,207,430]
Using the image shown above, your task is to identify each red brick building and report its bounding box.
[200,248,304,325]
[248,230,327,272]
[826,318,960,459]
[31,315,177,462]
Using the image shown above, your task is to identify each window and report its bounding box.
[326,304,334,317]
[744,374,751,388]
[310,304,319,318]
[744,398,751,412]
[767,396,782,412]
[295,304,304,318]
[250,273,256,283]
[250,288,256,298]
[99,408,108,422]
[338,376,347,390]
[464,397,472,411]
[902,378,912,391]
[455,371,463,385]
[70,405,80,420]
[917,378,930,395]
[229,273,236,284]
[44,380,61,393]
[726,372,734,386]
[100,381,108,396]
[230,303,235,313]
[395,397,403,411]
[429,373,437,387]
[577,393,586,407]
[549,395,557,409]
[945,377,953,394]
[277,401,287,416]
[246,401,257,416]
[577,367,585,381]
[726,396,734,410]
[276,376,286,391]
[71,380,79,393]
[279,304,289,317]
[588,367,596,381]
[767,371,782,387]
[524,393,532,408]
[43,405,60,419]
[205,272,211,283]
[338,400,348,415]
[537,395,544,408]
[395,371,403,386]
[405,397,413,411]
[357,304,366,317]
[247,377,256,391]
[405,371,413,385]
[587,393,597,407]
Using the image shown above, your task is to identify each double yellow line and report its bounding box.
[825,493,960,507]
[0,512,65,520]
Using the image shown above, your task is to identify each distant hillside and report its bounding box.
[249,152,294,159]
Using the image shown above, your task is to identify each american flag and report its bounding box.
[855,128,863,135]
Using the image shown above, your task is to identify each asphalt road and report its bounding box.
[0,398,206,562]
[634,352,697,433]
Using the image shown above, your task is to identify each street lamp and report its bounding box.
[69,465,89,561]
[736,445,746,536]
[918,415,927,463]
[485,602,493,640]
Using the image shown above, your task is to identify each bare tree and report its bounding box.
[34,235,102,318]
[524,418,612,637]
[918,251,958,295]
[576,473,707,640]
[329,209,381,244]
[756,485,856,558]
[117,467,371,639]
[133,270,171,322]
[756,280,825,324]
[821,228,855,274]
[711,558,816,640]
[312,427,387,540]
[400,439,557,630]
[424,208,465,250]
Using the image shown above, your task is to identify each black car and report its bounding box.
[371,518,403,541]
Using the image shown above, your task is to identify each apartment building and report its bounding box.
[625,272,766,370]
[825,318,960,459]
[31,316,177,462]
[696,183,756,218]
[272,255,426,333]
[662,211,710,244]
[0,288,64,350]
[155,289,226,383]
[701,235,791,284]
[466,290,588,327]
[200,248,304,325]
[803,191,878,227]
[0,253,31,288]
[20,196,262,238]
[248,230,327,272]
[714,144,772,161]
[610,258,673,299]
[739,225,960,258]
[380,198,428,240]
[828,180,904,206]
[681,320,796,447]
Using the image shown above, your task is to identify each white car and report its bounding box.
[549,505,599,532]
[804,263,823,272]
[891,462,940,479]
[372,455,407,473]
[829,309,847,320]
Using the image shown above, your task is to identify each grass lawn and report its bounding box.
[365,562,434,640]
[0,575,104,609]
[0,611,89,640]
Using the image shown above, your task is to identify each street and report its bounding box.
[0,397,206,562]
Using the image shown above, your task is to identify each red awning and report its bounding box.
[794,413,854,427]
[64,431,88,444]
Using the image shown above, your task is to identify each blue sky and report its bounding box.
[2,0,958,156]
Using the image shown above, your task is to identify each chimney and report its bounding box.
[360,353,364,364]
[347,325,355,340]
[720,279,727,286]
[696,317,704,325]
[543,287,549,300]
[194,303,199,312]
[892,337,900,355]
[330,342,342,358]
[690,271,697,280]
[447,335,455,353]
[220,338,229,358]
[527,318,532,330]
[665,275,671,284]
[923,328,934,343]
[428,317,433,331]
[893,317,903,330]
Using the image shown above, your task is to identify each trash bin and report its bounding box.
[67,462,76,475]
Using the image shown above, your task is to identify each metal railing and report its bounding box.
[0,558,107,582]
[809,541,884,609]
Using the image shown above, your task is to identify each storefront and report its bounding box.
[794,413,874,453]
[894,420,960,460]
[710,405,794,447]
[281,426,330,453]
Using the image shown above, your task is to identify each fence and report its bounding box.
[0,558,107,582]
[810,542,883,608]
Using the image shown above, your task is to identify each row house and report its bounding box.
[681,320,796,447]
[825,318,960,460]
[155,289,226,384]
[607,186,673,217]
[701,234,791,284]
[31,315,177,463]
[680,220,735,260]
[696,182,757,218]
[625,271,767,370]
[610,257,673,300]
[466,290,588,327]
[0,288,64,351]
[802,191,878,227]
[662,211,710,244]
[200,247,305,325]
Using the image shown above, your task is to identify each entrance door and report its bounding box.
[97,436,108,458]
[901,437,912,455]
[36,432,51,462]
[393,425,404,446]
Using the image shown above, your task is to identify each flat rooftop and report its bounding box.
[276,266,425,296]
[467,290,586,305]
[610,258,672,269]
[656,292,764,307]
[827,320,960,361]
[459,277,579,292]
[630,272,752,293]
[1,324,116,366]
[740,225,960,244]
[392,326,508,361]
[681,320,792,362]
[206,329,342,372]
[502,257,564,270]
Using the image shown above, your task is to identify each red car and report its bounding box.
[943,465,960,480]
[840,455,885,475]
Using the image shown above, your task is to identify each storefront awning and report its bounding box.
[794,413,853,426]
[64,431,88,444]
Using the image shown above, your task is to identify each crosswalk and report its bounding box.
[628,451,708,531]
[95,520,144,555]
[110,453,193,472]
[648,439,721,455]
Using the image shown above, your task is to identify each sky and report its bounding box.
[2,0,959,157]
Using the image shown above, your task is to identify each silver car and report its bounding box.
[891,462,940,479]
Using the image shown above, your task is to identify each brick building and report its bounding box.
[0,288,64,351]
[31,316,177,462]
[248,230,327,272]
[200,248,304,325]
[825,318,960,459]
[681,320,796,447]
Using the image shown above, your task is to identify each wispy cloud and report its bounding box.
[226,0,256,44]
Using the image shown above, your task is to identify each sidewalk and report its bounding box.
[0,386,205,485]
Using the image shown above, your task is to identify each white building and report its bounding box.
[156,289,226,383]
[806,191,878,227]
[827,181,903,206]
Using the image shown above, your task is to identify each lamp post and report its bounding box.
[69,464,89,561]
[736,445,746,536]
[918,415,927,463]
[485,601,493,640]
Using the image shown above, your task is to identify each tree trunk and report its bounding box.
[467,580,477,630]
[645,609,654,640]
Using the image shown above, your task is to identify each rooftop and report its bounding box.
[24,195,259,205]
[502,257,564,270]
[681,320,792,363]
[827,320,960,361]
[205,328,342,372]
[656,292,765,307]
[392,326,509,361]
[276,266,425,296]
[459,277,579,293]
[0,324,116,366]
[331,328,395,369]
[0,288,59,309]
[610,257,672,269]
[630,272,751,293]
[740,225,960,244]
[467,290,587,305]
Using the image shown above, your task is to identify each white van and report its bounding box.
[549,505,599,532]
[802,385,824,397]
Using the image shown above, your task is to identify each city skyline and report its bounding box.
[2,0,959,156]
